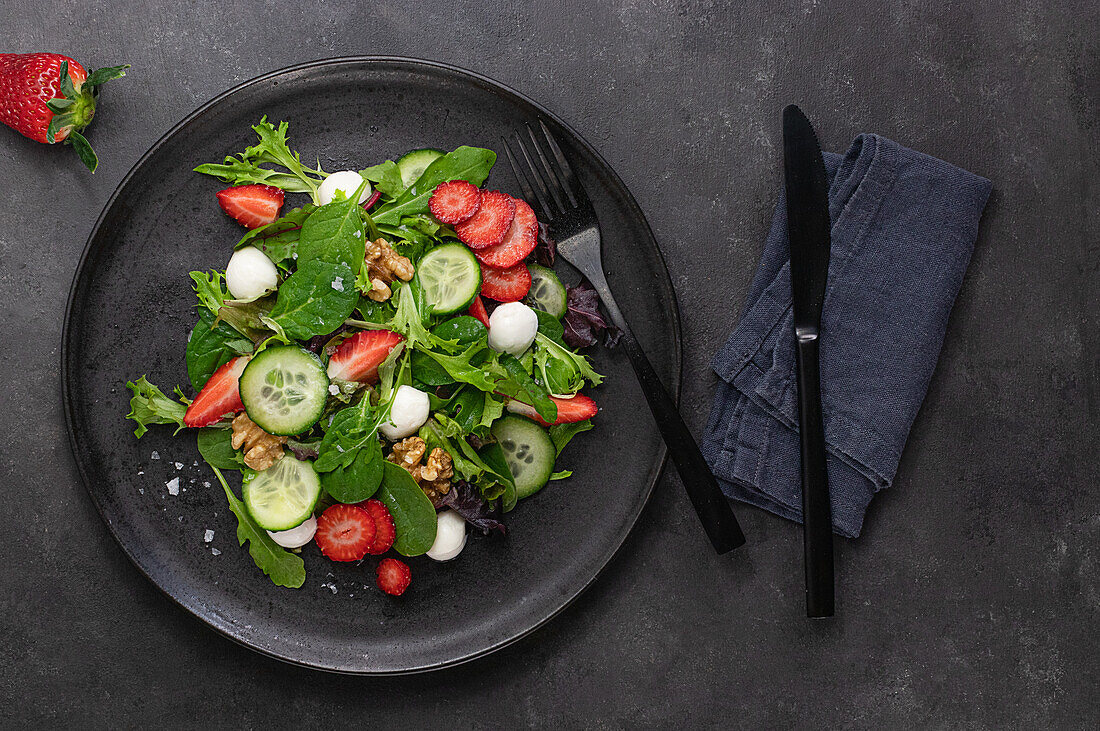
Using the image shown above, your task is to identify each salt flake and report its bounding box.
[174,462,184,470]
[204,529,215,543]
[211,548,222,556]
[331,277,345,292]
[150,451,160,460]
[166,477,180,496]
[328,384,340,395]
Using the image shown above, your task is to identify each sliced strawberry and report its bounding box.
[509,393,598,427]
[376,557,412,596]
[473,198,538,268]
[455,190,515,249]
[468,295,491,327]
[326,330,404,383]
[357,498,396,555]
[429,180,481,224]
[183,357,248,428]
[315,504,376,562]
[479,261,531,302]
[216,184,284,229]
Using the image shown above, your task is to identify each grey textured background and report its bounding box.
[2,0,1096,727]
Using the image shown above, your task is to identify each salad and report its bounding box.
[124,119,618,597]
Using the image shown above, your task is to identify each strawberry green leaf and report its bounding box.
[68,130,98,172]
[83,64,130,88]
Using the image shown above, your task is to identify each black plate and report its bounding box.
[63,57,681,674]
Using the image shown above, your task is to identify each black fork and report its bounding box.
[504,121,746,554]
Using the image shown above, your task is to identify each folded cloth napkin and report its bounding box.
[702,134,992,538]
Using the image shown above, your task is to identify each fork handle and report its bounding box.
[585,269,746,554]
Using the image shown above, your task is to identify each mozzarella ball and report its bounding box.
[379,385,431,440]
[426,509,467,562]
[488,301,539,356]
[317,170,372,206]
[266,516,317,549]
[225,246,279,300]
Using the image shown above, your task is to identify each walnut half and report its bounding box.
[387,436,454,503]
[230,413,287,471]
[364,238,414,302]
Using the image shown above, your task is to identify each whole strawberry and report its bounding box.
[0,53,128,172]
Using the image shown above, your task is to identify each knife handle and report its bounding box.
[795,334,835,617]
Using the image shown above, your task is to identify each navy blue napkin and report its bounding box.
[702,134,992,538]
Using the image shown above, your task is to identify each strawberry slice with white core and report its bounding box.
[507,393,598,427]
[315,504,376,562]
[429,180,482,224]
[216,184,284,229]
[473,198,538,269]
[326,330,404,383]
[183,356,248,428]
[455,190,515,249]
[479,261,531,302]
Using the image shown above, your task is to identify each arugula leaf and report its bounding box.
[190,270,230,315]
[498,354,557,423]
[235,205,314,265]
[216,295,277,343]
[186,309,252,390]
[196,428,246,469]
[194,117,325,200]
[208,464,305,588]
[296,185,368,273]
[549,419,594,455]
[373,146,496,224]
[125,377,187,438]
[376,461,438,556]
[268,260,358,340]
[360,160,405,198]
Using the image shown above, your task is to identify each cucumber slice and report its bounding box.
[525,264,567,319]
[491,415,556,499]
[239,346,329,436]
[416,244,482,315]
[242,455,322,531]
[397,148,445,189]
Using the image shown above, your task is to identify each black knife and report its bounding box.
[782,105,835,618]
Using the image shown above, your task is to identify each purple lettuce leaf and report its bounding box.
[563,280,622,349]
[533,221,557,267]
[440,480,506,537]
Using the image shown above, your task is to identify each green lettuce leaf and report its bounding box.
[125,377,187,438]
[194,117,325,199]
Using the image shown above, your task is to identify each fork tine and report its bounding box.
[513,130,559,217]
[502,137,548,220]
[525,124,571,211]
[538,120,588,207]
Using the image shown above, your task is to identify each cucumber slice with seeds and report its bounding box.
[397,148,445,189]
[525,264,567,320]
[242,455,322,531]
[416,243,482,315]
[491,415,556,499]
[239,346,329,436]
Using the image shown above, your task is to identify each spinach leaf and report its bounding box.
[373,146,496,224]
[320,439,383,503]
[235,205,314,265]
[314,395,382,473]
[534,309,565,344]
[208,464,305,588]
[549,419,594,455]
[268,260,358,340]
[447,386,485,432]
[125,377,187,438]
[196,428,245,469]
[360,160,405,198]
[296,188,368,273]
[376,461,438,556]
[186,309,252,390]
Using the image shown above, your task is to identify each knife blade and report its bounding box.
[782,104,835,618]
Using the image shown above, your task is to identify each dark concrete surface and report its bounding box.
[2,1,1096,727]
